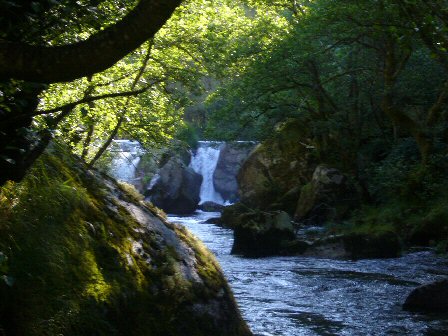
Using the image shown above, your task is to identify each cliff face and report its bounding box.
[0,144,251,336]
[213,142,255,203]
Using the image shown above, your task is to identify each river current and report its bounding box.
[169,211,448,336]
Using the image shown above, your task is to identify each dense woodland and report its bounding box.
[2,0,448,243]
[1,0,448,334]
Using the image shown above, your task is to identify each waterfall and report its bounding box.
[109,140,142,184]
[189,141,225,205]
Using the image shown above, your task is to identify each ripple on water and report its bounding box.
[169,212,448,336]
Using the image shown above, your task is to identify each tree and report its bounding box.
[0,0,183,185]
[205,0,448,167]
[0,0,182,83]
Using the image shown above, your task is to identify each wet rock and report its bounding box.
[220,202,253,229]
[199,201,225,212]
[403,279,448,313]
[213,142,255,202]
[294,165,360,225]
[238,119,316,209]
[343,231,401,259]
[203,217,222,225]
[303,235,349,259]
[159,141,192,167]
[145,157,202,214]
[231,211,297,257]
[267,186,302,216]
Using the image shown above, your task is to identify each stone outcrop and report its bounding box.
[0,145,252,336]
[145,157,202,214]
[231,210,297,257]
[237,119,316,211]
[129,141,191,194]
[294,165,360,224]
[222,203,400,259]
[403,279,448,313]
[199,201,225,212]
[220,202,253,229]
[213,142,255,202]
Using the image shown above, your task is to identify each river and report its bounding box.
[169,211,448,336]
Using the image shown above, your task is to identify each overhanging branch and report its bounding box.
[0,0,182,83]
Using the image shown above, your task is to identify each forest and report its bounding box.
[1,0,448,335]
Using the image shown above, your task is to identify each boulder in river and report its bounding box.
[294,165,360,224]
[145,156,202,214]
[231,210,298,257]
[199,201,225,212]
[403,279,448,313]
[220,202,253,229]
[237,119,316,210]
[213,142,255,202]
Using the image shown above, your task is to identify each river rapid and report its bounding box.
[169,211,448,336]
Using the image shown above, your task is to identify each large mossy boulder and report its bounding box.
[213,142,255,202]
[294,165,360,224]
[0,145,251,336]
[220,202,253,229]
[237,119,316,210]
[403,279,448,313]
[146,157,202,214]
[231,210,297,257]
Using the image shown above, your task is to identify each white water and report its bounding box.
[189,141,225,205]
[109,140,142,184]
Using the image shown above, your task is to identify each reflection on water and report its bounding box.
[169,211,448,336]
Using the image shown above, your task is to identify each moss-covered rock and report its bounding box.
[0,144,251,336]
[145,156,202,214]
[231,210,297,257]
[237,119,316,209]
[294,165,360,225]
[220,202,253,229]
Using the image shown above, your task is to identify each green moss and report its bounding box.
[117,181,144,203]
[0,144,250,336]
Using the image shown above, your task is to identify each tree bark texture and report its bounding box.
[0,0,182,83]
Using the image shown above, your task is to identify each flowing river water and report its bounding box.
[169,211,448,336]
[109,140,448,335]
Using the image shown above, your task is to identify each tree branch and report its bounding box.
[35,87,151,116]
[0,0,182,83]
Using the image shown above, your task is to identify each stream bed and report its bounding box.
[169,211,448,336]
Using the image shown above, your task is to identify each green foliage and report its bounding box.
[175,121,200,149]
[0,0,138,43]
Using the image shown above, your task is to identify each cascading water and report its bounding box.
[189,141,225,205]
[109,140,142,184]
